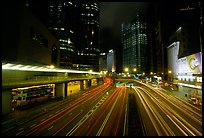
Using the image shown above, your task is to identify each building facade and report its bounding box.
[122,14,147,74]
[26,0,100,71]
[99,52,107,72]
[146,1,201,79]
[107,49,116,73]
[27,0,77,68]
[2,1,60,66]
[75,1,100,72]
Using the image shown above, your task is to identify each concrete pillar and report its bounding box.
[84,80,88,89]
[80,80,84,90]
[88,79,91,87]
[97,78,100,84]
[2,89,12,115]
[55,83,66,98]
[65,82,67,98]
[99,77,104,84]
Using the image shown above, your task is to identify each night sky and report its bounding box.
[99,2,150,72]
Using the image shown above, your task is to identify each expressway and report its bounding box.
[132,80,202,136]
[2,78,202,136]
[2,77,129,136]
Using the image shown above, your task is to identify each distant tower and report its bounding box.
[122,14,147,73]
[107,49,116,73]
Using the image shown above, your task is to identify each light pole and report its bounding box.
[133,68,137,73]
[150,72,153,82]
[168,70,172,82]
[124,67,129,73]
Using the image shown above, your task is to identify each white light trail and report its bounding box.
[2,62,101,75]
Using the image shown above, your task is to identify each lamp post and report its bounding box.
[124,67,129,73]
[150,72,153,82]
[168,70,172,82]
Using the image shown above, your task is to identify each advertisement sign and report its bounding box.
[178,52,202,74]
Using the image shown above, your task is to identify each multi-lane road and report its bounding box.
[132,80,202,136]
[2,78,202,136]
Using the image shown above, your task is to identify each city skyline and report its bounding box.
[2,0,202,136]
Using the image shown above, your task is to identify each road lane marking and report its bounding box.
[96,90,121,136]
[16,130,24,136]
[166,115,188,136]
[2,118,15,125]
[41,118,45,122]
[48,126,53,131]
[30,124,36,128]
[19,127,24,131]
[133,87,162,135]
[172,116,196,136]
[49,114,53,117]
[66,95,108,136]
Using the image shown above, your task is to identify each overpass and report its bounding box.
[2,62,105,115]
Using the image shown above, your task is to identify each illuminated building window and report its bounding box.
[70,30,74,33]
[197,77,202,82]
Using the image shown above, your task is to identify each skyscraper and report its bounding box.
[75,2,100,72]
[146,1,201,79]
[107,49,116,73]
[26,0,77,68]
[26,0,100,71]
[122,14,147,74]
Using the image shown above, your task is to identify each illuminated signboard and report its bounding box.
[178,52,202,75]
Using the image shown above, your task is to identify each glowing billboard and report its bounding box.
[178,52,202,75]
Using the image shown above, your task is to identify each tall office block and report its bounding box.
[75,2,100,71]
[26,0,100,71]
[122,14,147,73]
[107,49,116,73]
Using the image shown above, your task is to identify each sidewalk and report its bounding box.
[145,81,202,110]
[161,85,202,110]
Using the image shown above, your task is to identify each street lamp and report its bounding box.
[124,67,129,72]
[133,68,137,72]
[168,70,172,82]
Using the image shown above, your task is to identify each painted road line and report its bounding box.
[66,95,108,136]
[30,124,36,128]
[48,125,53,131]
[166,115,188,136]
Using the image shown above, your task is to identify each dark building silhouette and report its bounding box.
[2,1,60,66]
[146,1,201,79]
[26,0,100,71]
